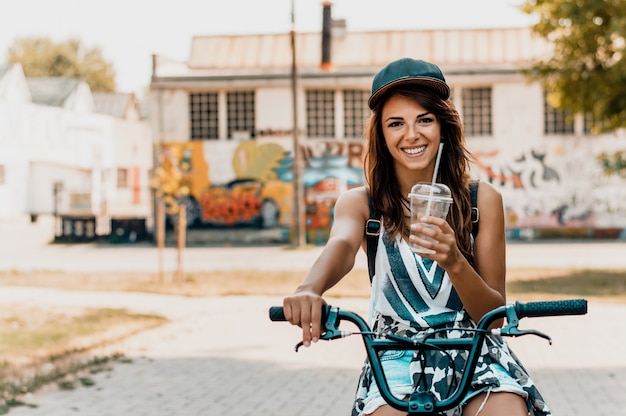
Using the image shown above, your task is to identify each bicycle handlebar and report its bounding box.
[514,298,587,318]
[269,299,587,324]
[269,299,587,415]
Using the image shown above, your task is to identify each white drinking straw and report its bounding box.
[424,143,444,217]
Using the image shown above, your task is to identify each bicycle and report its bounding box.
[269,298,588,415]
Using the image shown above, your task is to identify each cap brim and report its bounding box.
[368,77,450,109]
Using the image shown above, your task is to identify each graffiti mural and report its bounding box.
[473,142,626,234]
[158,137,625,243]
[302,141,364,243]
[158,140,365,243]
[159,141,292,229]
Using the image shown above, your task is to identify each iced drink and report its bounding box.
[409,182,453,254]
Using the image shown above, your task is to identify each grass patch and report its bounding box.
[0,306,166,357]
[0,269,367,298]
[1,267,625,300]
[507,269,626,301]
[0,305,167,410]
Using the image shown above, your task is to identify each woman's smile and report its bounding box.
[402,144,427,156]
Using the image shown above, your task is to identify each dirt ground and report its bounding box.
[0,266,589,298]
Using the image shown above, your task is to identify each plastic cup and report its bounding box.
[408,182,453,254]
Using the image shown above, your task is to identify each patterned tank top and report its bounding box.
[369,228,471,331]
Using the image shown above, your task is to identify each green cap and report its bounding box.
[368,57,450,109]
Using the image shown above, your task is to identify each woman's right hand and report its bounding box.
[281,187,369,347]
[282,291,327,348]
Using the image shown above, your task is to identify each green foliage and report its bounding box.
[520,0,626,132]
[8,37,116,92]
[597,150,626,176]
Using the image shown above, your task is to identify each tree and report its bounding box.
[520,0,626,132]
[8,37,116,92]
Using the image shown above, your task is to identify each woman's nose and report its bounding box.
[407,122,420,139]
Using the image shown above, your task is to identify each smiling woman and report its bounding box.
[279,56,553,416]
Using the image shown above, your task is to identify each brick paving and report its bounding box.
[2,216,626,415]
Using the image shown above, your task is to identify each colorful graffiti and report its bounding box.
[301,141,364,243]
[473,144,626,233]
[159,139,626,242]
[158,140,365,242]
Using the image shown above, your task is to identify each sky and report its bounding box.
[0,0,534,97]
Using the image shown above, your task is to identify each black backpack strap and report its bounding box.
[469,180,480,238]
[365,191,381,284]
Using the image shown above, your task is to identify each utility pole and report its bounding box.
[290,0,306,247]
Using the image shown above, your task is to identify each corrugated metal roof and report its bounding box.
[181,27,550,74]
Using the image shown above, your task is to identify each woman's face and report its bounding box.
[380,94,442,179]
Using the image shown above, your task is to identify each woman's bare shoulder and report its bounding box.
[335,186,370,215]
[338,185,369,203]
[474,180,502,206]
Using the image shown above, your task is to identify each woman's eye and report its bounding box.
[388,121,402,128]
[418,117,434,124]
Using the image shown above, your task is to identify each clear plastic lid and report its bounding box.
[408,182,453,203]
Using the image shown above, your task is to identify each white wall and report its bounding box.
[0,94,154,223]
[256,87,293,132]
[149,88,189,142]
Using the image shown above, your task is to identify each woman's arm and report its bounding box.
[451,181,507,322]
[412,181,507,323]
[283,186,369,346]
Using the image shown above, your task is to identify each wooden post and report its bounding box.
[156,201,165,284]
[290,0,306,247]
[176,204,186,284]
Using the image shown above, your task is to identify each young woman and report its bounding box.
[282,58,550,416]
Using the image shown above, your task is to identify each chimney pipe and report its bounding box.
[321,1,332,71]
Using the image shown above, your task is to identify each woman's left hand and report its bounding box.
[409,216,464,269]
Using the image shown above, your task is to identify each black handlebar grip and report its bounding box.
[269,306,286,321]
[269,305,333,322]
[516,299,588,318]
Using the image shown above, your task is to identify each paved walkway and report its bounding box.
[2,216,626,415]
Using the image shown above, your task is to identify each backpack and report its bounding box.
[365,180,480,283]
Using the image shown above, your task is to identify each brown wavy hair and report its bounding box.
[363,86,476,265]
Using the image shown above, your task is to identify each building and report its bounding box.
[0,64,153,242]
[149,15,626,244]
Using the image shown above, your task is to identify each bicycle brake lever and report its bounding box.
[294,307,344,352]
[320,306,343,340]
[496,327,553,345]
[499,307,552,344]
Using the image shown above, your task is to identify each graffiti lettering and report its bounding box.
[301,141,364,168]
[474,149,560,189]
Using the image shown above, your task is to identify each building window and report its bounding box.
[544,92,574,135]
[117,168,128,188]
[306,90,335,138]
[343,89,370,138]
[462,87,492,136]
[227,91,255,140]
[190,93,219,140]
